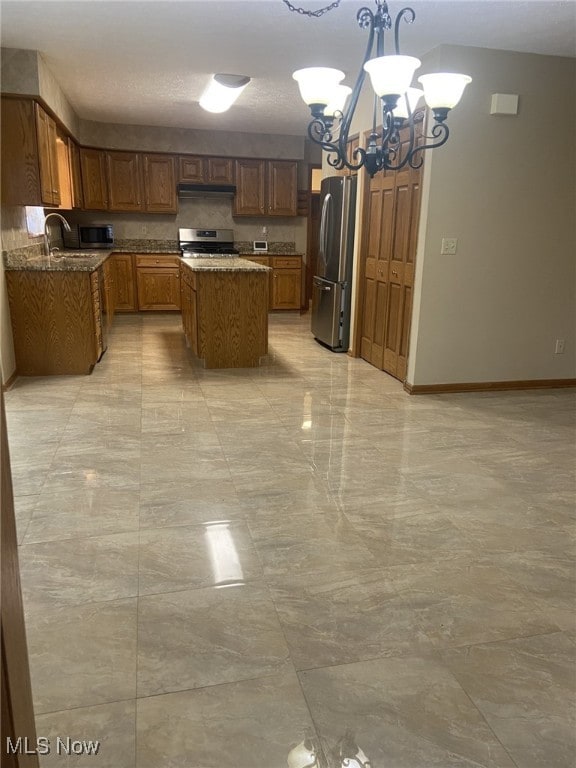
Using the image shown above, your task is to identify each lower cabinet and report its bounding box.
[113,253,137,311]
[271,257,302,309]
[6,265,113,376]
[241,254,302,310]
[180,264,268,368]
[112,253,181,311]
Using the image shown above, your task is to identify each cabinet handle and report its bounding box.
[392,270,398,276]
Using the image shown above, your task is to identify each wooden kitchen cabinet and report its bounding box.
[135,255,181,311]
[233,159,266,215]
[241,254,302,310]
[234,159,298,217]
[6,266,111,376]
[178,155,234,185]
[68,139,84,208]
[0,98,64,206]
[267,160,298,216]
[180,263,268,368]
[80,148,108,210]
[206,157,234,184]
[112,254,137,311]
[107,151,143,211]
[35,103,60,206]
[143,154,177,212]
[270,256,302,309]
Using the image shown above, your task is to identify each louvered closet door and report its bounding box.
[360,169,395,368]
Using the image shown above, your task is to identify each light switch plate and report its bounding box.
[441,237,458,255]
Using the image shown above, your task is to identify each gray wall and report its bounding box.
[409,46,576,385]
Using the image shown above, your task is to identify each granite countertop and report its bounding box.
[4,250,112,273]
[240,253,303,257]
[111,246,181,254]
[180,257,271,273]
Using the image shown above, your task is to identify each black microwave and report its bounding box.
[64,224,114,249]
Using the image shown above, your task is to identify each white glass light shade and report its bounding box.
[394,86,424,119]
[287,740,319,768]
[292,67,345,107]
[417,72,472,109]
[363,55,421,97]
[324,84,352,117]
[199,74,250,113]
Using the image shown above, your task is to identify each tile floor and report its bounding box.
[5,312,575,768]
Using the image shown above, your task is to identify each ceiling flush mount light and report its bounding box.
[199,73,250,113]
[287,0,471,177]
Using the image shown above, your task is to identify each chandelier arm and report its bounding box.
[335,6,377,169]
[393,6,415,54]
[407,121,450,169]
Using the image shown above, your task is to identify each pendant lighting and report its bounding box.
[288,0,471,177]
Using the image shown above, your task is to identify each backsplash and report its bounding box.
[65,197,308,255]
[235,241,295,254]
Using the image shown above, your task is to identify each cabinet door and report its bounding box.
[178,156,205,183]
[233,159,265,216]
[107,151,143,211]
[136,268,181,311]
[267,160,297,216]
[35,103,60,205]
[113,254,137,311]
[143,154,176,213]
[80,148,108,210]
[1,98,42,205]
[55,128,72,209]
[271,268,301,309]
[206,157,234,184]
[68,139,84,208]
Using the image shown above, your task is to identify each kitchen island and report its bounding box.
[180,257,270,368]
[4,250,114,375]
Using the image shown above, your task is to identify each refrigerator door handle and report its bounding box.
[319,192,332,265]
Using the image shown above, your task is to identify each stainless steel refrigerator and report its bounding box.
[311,175,357,352]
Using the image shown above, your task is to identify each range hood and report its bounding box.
[177,183,236,198]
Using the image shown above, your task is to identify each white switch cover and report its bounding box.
[441,237,458,255]
[555,339,565,354]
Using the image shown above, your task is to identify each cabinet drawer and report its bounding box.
[241,256,270,267]
[136,255,180,268]
[272,256,301,269]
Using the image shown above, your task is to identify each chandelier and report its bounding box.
[286,0,471,177]
[287,731,371,768]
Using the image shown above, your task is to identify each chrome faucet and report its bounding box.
[43,212,71,256]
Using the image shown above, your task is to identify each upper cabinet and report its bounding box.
[267,160,298,216]
[178,155,234,185]
[68,139,84,209]
[107,151,143,211]
[143,154,177,213]
[80,148,108,210]
[35,103,60,206]
[81,149,177,213]
[233,159,266,216]
[0,98,65,207]
[234,159,298,217]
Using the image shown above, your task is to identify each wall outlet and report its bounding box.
[441,237,458,255]
[555,339,565,354]
[261,226,268,236]
[141,225,148,235]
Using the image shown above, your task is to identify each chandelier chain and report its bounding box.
[282,0,341,18]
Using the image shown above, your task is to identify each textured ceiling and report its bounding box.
[1,0,575,135]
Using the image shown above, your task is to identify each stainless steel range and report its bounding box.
[178,228,239,258]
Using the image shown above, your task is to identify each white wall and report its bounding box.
[408,46,576,385]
